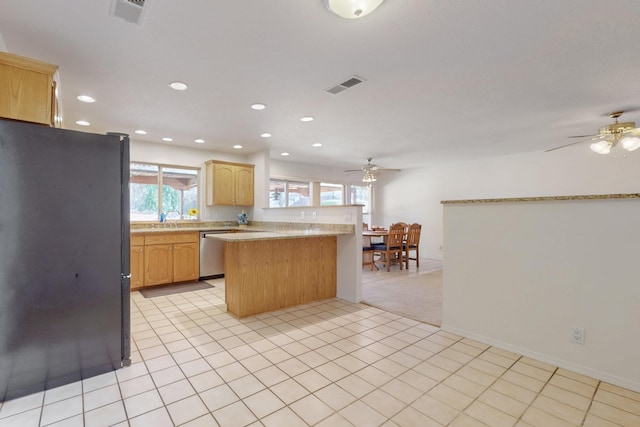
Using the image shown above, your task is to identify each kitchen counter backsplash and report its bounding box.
[130,221,354,234]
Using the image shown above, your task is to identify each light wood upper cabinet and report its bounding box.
[0,51,60,127]
[234,165,254,206]
[205,160,254,206]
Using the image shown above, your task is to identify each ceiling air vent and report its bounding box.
[325,75,365,95]
[110,0,150,26]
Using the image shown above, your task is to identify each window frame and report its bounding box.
[130,161,199,222]
[269,179,312,208]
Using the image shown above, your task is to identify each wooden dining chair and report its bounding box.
[392,222,409,243]
[362,223,375,269]
[372,223,405,271]
[404,223,422,268]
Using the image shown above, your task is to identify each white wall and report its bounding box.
[270,159,356,185]
[443,198,640,392]
[377,147,640,260]
[377,146,640,392]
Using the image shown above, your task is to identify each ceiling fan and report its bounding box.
[546,110,640,154]
[344,158,401,182]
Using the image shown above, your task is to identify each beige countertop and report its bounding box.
[130,226,229,234]
[131,223,354,241]
[207,229,345,242]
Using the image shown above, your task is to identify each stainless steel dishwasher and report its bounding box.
[199,230,230,279]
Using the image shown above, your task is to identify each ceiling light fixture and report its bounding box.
[621,135,640,151]
[76,95,96,103]
[134,130,147,135]
[251,103,266,110]
[312,143,323,147]
[261,133,272,138]
[300,116,314,122]
[362,171,377,182]
[233,145,243,149]
[281,152,290,156]
[162,137,173,142]
[323,0,385,19]
[590,112,640,155]
[194,138,205,144]
[169,81,188,91]
[75,120,90,126]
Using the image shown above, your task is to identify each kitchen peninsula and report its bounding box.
[131,223,354,317]
[211,226,350,318]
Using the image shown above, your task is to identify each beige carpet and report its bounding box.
[361,263,443,326]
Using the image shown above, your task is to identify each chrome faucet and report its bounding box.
[164,211,181,229]
[165,210,181,220]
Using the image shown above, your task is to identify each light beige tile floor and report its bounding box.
[1,278,639,426]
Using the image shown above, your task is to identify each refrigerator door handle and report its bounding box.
[121,273,132,279]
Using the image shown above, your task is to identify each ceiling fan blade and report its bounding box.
[545,139,590,152]
[601,106,640,117]
[344,169,362,172]
[568,134,598,138]
[378,168,401,172]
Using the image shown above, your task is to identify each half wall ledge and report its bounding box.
[441,193,640,204]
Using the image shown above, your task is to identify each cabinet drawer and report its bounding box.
[144,232,198,245]
[131,235,145,246]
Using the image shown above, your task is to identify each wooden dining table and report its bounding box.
[362,229,389,238]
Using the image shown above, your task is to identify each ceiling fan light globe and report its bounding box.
[590,141,610,154]
[362,172,377,182]
[620,135,640,152]
[323,0,384,19]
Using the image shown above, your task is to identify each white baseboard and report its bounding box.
[442,324,640,394]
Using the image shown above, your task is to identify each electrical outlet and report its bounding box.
[300,211,305,220]
[312,211,317,220]
[570,326,585,345]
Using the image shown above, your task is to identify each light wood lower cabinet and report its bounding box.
[130,246,145,290]
[225,236,337,317]
[130,235,145,290]
[130,231,199,289]
[172,242,199,283]
[144,244,173,286]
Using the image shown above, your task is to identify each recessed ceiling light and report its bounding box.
[233,145,243,149]
[194,138,205,144]
[251,103,266,110]
[134,130,147,135]
[75,120,90,126]
[261,133,272,138]
[169,81,188,91]
[281,152,290,156]
[162,137,173,142]
[300,116,314,122]
[76,95,96,103]
[312,143,323,147]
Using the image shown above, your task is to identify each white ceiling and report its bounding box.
[1,0,639,172]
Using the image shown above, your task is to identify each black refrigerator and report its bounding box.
[0,118,131,402]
